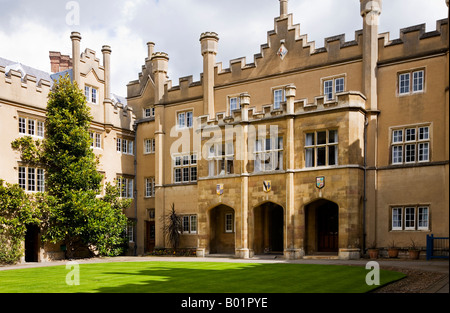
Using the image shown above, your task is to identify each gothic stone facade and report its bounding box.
[0,0,448,261]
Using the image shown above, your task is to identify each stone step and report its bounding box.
[303,255,340,260]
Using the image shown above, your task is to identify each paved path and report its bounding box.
[1,255,448,293]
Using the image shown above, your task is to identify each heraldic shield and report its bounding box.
[263,180,271,192]
[316,176,325,189]
[216,184,224,195]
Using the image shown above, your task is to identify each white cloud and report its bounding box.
[0,0,447,97]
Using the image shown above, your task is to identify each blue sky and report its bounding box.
[0,0,447,96]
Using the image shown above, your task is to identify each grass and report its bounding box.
[0,261,405,293]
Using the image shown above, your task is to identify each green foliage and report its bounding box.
[10,136,44,165]
[6,75,130,260]
[162,203,183,251]
[44,75,103,196]
[0,180,40,264]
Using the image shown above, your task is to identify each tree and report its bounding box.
[162,203,183,251]
[11,75,129,258]
[0,180,40,264]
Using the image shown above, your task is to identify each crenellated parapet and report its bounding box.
[378,19,448,64]
[213,13,364,86]
[0,65,52,110]
[196,90,366,129]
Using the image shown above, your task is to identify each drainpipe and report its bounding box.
[133,122,139,256]
[363,116,368,254]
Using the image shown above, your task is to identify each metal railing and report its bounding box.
[426,234,449,260]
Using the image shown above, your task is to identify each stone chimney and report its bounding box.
[200,32,219,120]
[360,0,382,110]
[49,51,73,73]
[147,42,155,60]
[151,52,169,105]
[70,31,82,85]
[102,45,112,101]
[280,0,288,18]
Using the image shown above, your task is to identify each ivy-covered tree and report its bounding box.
[0,180,40,264]
[11,75,129,258]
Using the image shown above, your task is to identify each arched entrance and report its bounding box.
[305,199,339,254]
[209,205,235,254]
[253,202,284,255]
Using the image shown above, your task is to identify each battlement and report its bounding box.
[213,13,364,86]
[0,63,52,110]
[127,4,449,115]
[378,19,448,63]
[197,90,366,128]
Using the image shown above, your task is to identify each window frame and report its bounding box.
[18,116,45,138]
[173,153,197,183]
[273,88,285,110]
[117,176,134,199]
[182,214,198,234]
[84,85,99,104]
[390,205,430,231]
[253,137,284,173]
[116,138,134,155]
[322,76,345,101]
[225,213,234,233]
[144,107,155,118]
[177,110,194,129]
[229,96,241,114]
[304,130,339,168]
[145,177,155,198]
[398,69,425,95]
[144,138,156,154]
[390,125,430,165]
[18,166,45,193]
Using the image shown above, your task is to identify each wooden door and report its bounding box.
[317,205,338,252]
[146,221,155,252]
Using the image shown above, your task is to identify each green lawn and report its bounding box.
[0,261,405,293]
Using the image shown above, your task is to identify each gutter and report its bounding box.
[363,116,368,255]
[133,122,138,256]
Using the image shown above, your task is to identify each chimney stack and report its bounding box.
[147,42,155,60]
[280,0,288,18]
[200,32,219,120]
[360,0,382,110]
[102,45,112,101]
[49,51,73,73]
[70,31,82,85]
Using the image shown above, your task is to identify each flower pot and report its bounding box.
[388,248,399,258]
[408,249,420,260]
[368,249,379,259]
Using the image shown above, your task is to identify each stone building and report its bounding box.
[127,0,449,259]
[1,33,135,261]
[0,0,448,262]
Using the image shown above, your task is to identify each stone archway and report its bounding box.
[252,202,284,255]
[305,199,339,255]
[209,204,235,254]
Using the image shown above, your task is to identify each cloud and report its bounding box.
[0,0,447,97]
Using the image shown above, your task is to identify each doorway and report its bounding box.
[25,224,39,262]
[253,202,284,254]
[305,199,339,254]
[209,205,235,254]
[146,221,156,253]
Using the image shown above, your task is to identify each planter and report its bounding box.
[368,249,379,259]
[408,249,420,260]
[388,248,399,258]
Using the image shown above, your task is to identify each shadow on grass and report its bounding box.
[91,262,405,294]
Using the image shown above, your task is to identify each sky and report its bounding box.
[0,0,447,97]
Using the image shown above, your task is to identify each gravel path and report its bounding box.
[372,267,448,293]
